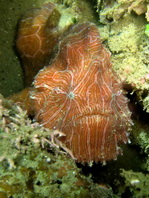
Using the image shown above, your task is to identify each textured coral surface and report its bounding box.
[97,0,149,113]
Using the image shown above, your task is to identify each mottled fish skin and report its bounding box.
[32,22,132,163]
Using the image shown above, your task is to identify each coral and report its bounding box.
[108,15,149,112]
[31,22,132,164]
[96,0,149,113]
[97,0,148,24]
[0,94,113,198]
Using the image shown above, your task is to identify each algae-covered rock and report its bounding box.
[95,3,149,196]
[0,95,113,198]
[118,121,149,197]
[97,0,148,24]
[130,121,149,172]
[97,0,149,113]
[121,170,149,198]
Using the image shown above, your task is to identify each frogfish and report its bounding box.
[15,2,132,164]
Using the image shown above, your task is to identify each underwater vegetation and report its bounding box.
[0,0,149,197]
[0,95,148,197]
[121,170,149,198]
[97,0,149,113]
[95,1,149,197]
[0,95,114,198]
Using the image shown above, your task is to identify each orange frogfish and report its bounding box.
[15,2,132,164]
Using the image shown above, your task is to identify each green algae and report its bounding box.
[96,1,149,196]
[97,0,149,113]
[121,170,149,198]
[97,0,148,24]
[145,24,149,36]
[117,121,149,197]
[131,121,149,172]
[1,92,149,197]
[0,94,114,198]
[107,15,148,89]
